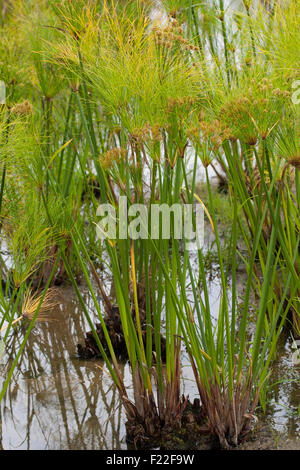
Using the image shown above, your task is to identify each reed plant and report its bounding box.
[0,0,299,450]
[156,164,298,448]
[35,1,298,447]
[184,0,300,337]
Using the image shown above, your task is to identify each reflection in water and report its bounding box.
[0,285,299,449]
[0,287,126,450]
[264,338,300,439]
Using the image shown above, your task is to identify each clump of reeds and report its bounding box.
[0,0,299,450]
[194,368,259,449]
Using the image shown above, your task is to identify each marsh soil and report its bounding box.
[77,304,166,361]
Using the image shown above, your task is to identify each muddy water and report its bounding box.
[0,283,299,450]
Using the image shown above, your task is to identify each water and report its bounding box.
[0,286,126,450]
[0,282,299,450]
